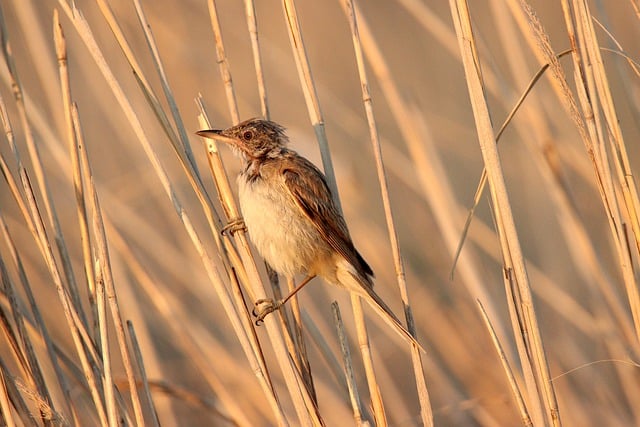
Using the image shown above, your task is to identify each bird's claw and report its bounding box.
[221,217,247,236]
[252,298,281,325]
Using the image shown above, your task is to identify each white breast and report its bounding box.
[238,174,327,278]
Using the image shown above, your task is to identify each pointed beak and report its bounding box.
[196,129,237,145]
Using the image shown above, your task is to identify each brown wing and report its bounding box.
[281,155,374,279]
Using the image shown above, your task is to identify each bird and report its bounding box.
[197,118,421,349]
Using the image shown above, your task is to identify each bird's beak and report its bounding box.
[196,129,237,145]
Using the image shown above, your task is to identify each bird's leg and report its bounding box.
[221,217,247,236]
[253,275,316,325]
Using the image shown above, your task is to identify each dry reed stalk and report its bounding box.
[1,4,87,335]
[207,0,240,123]
[56,2,274,424]
[0,237,56,423]
[344,9,524,423]
[518,0,640,348]
[477,300,532,426]
[331,302,366,426]
[96,0,232,280]
[563,0,640,341]
[280,1,392,420]
[339,1,432,425]
[106,225,256,427]
[501,3,640,358]
[449,1,561,426]
[0,84,109,426]
[243,0,269,119]
[131,0,199,174]
[0,213,79,424]
[354,0,513,351]
[0,364,17,427]
[126,321,160,427]
[280,0,338,205]
[54,12,147,426]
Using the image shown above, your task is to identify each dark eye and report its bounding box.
[242,130,254,141]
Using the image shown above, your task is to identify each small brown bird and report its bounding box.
[197,118,420,349]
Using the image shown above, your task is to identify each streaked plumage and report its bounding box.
[197,118,420,349]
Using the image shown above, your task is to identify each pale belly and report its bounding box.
[238,175,331,278]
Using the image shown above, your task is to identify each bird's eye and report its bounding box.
[242,130,254,141]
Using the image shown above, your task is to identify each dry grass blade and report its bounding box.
[0,77,109,427]
[451,48,573,278]
[243,0,269,118]
[280,0,339,206]
[0,249,57,422]
[106,225,255,427]
[0,364,17,427]
[331,302,366,426]
[339,0,431,424]
[131,0,199,175]
[207,0,240,123]
[572,0,640,339]
[449,0,561,425]
[54,12,146,426]
[350,295,385,426]
[477,300,532,426]
[126,321,160,427]
[0,1,87,330]
[0,214,79,424]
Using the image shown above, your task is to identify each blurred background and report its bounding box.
[1,0,639,426]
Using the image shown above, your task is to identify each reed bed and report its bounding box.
[0,0,639,426]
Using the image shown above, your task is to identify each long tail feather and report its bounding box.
[359,281,425,352]
[337,265,425,352]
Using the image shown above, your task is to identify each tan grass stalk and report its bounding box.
[496,1,640,356]
[331,302,366,426]
[351,294,386,426]
[207,0,240,122]
[0,214,80,424]
[280,0,338,204]
[243,0,269,118]
[339,1,432,424]
[131,0,198,173]
[351,0,514,355]
[0,2,87,330]
[203,0,322,407]
[0,253,57,422]
[449,1,561,425]
[0,365,17,427]
[0,91,110,426]
[126,321,160,427]
[451,49,573,273]
[106,225,256,427]
[54,12,144,426]
[96,0,231,276]
[565,0,640,340]
[302,311,355,398]
[478,300,532,426]
[232,0,314,395]
[280,1,389,419]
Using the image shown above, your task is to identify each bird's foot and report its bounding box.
[252,298,282,325]
[221,217,247,236]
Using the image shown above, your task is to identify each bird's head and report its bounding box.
[197,118,288,160]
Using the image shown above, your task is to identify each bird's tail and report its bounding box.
[335,261,424,352]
